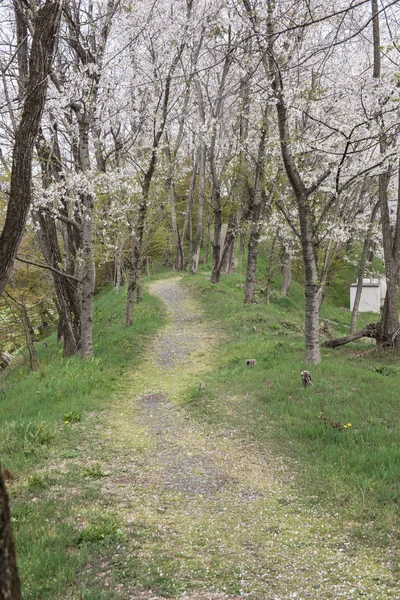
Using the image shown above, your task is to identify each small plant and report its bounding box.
[75,519,123,546]
[27,473,47,491]
[84,464,106,479]
[63,411,81,423]
[60,449,78,459]
[373,365,397,376]
[319,412,352,432]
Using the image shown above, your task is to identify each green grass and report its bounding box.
[181,271,400,546]
[1,285,166,599]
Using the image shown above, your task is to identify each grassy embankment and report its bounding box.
[0,282,166,599]
[181,261,399,550]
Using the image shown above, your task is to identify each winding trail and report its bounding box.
[86,278,398,599]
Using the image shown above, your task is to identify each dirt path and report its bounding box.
[83,278,398,600]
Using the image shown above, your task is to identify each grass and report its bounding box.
[181,269,400,546]
[1,285,166,599]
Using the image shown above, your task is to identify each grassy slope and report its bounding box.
[0,285,166,599]
[181,268,399,548]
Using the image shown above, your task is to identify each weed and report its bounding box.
[0,420,54,456]
[75,518,123,546]
[27,473,48,491]
[373,365,397,376]
[84,465,106,479]
[63,411,81,423]
[59,449,78,459]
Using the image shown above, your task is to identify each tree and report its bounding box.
[0,0,63,299]
[125,0,195,325]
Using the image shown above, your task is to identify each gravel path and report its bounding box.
[94,278,399,600]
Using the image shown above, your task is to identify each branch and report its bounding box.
[306,168,331,196]
[322,323,378,348]
[15,257,81,282]
[274,199,301,239]
[38,207,80,231]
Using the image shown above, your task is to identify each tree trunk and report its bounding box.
[21,304,38,371]
[298,199,322,363]
[182,152,198,269]
[190,141,206,273]
[0,469,22,600]
[322,323,377,348]
[244,112,268,303]
[80,193,95,359]
[371,0,400,348]
[227,235,237,274]
[76,114,95,360]
[350,201,379,334]
[167,177,185,271]
[136,275,142,303]
[209,49,232,284]
[210,188,222,284]
[280,240,292,296]
[265,233,278,304]
[35,129,81,357]
[114,237,125,293]
[36,212,80,357]
[220,213,238,275]
[0,0,62,299]
[125,201,147,326]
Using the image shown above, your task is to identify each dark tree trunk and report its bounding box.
[74,110,95,359]
[0,470,22,600]
[220,212,238,275]
[209,49,232,284]
[125,200,147,326]
[371,1,400,348]
[35,130,81,357]
[210,189,222,284]
[0,0,62,299]
[244,112,268,303]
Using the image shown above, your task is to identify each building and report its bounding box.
[350,277,386,314]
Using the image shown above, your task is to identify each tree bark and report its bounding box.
[210,48,232,284]
[0,469,22,600]
[76,112,96,359]
[190,134,206,273]
[0,0,62,299]
[35,129,81,357]
[270,32,323,362]
[244,111,268,303]
[220,212,238,275]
